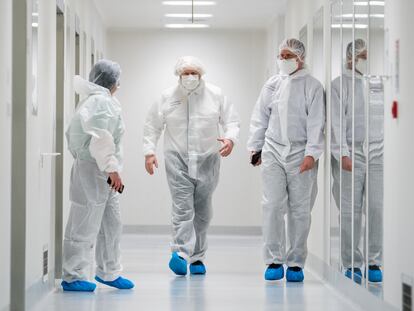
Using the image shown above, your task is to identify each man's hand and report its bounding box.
[145,154,158,175]
[250,151,262,167]
[108,172,123,192]
[342,156,352,172]
[218,138,234,157]
[299,156,315,173]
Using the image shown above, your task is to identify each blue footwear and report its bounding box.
[95,276,135,289]
[286,267,304,282]
[264,264,284,281]
[169,252,187,276]
[190,261,206,275]
[61,280,96,292]
[367,266,383,283]
[345,268,363,284]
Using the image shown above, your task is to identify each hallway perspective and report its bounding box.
[30,235,362,311]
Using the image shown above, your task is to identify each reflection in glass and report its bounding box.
[329,0,385,296]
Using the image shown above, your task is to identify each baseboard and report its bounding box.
[122,225,262,236]
[307,253,398,311]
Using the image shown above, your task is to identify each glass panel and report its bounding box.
[330,0,386,296]
[30,0,39,115]
[312,8,324,84]
[329,0,342,272]
[365,0,385,296]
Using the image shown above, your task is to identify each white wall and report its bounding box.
[266,16,285,77]
[0,0,12,309]
[107,29,267,227]
[383,0,414,308]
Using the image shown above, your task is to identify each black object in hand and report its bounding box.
[107,177,125,194]
[251,151,262,166]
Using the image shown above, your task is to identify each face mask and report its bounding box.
[355,58,367,75]
[181,74,200,91]
[277,58,298,75]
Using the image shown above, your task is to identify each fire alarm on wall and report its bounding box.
[392,100,398,119]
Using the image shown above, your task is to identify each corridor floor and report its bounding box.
[30,234,363,311]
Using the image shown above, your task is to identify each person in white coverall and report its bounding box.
[247,39,325,282]
[331,39,384,284]
[62,60,134,292]
[143,56,240,276]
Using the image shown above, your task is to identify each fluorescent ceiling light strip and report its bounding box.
[165,23,210,28]
[162,1,216,6]
[354,1,385,6]
[165,13,213,18]
[331,24,368,29]
[339,14,384,18]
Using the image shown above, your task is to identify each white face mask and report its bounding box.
[181,74,200,91]
[277,58,298,75]
[355,58,367,75]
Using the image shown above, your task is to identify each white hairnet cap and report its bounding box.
[174,56,206,76]
[346,39,367,61]
[279,38,306,61]
[89,59,121,90]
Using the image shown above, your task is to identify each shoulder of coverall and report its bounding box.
[79,93,120,118]
[261,75,281,92]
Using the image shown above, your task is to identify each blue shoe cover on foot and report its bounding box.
[264,264,284,281]
[61,280,96,292]
[169,252,187,276]
[286,267,304,282]
[95,276,135,289]
[367,266,383,283]
[345,268,362,284]
[190,261,206,275]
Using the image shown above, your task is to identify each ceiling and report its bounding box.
[93,0,286,30]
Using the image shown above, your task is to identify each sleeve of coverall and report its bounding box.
[330,81,350,160]
[304,83,326,160]
[79,98,120,173]
[219,96,241,145]
[246,82,272,152]
[143,99,165,156]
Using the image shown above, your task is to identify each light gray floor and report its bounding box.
[30,234,363,311]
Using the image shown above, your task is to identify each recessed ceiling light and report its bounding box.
[162,1,216,6]
[165,23,210,28]
[165,13,213,18]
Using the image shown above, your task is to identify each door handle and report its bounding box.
[40,152,61,168]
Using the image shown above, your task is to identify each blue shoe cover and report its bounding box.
[367,266,383,283]
[345,268,362,284]
[169,252,187,276]
[264,264,284,281]
[95,276,135,289]
[61,280,96,292]
[286,267,304,282]
[190,261,206,275]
